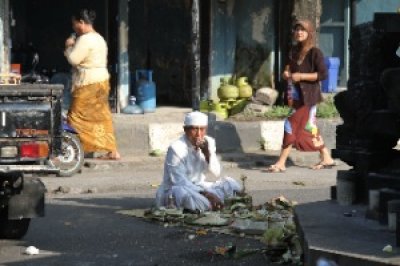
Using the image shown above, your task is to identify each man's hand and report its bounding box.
[197,139,210,162]
[201,191,223,211]
[65,37,76,49]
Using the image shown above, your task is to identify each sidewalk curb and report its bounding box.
[40,150,326,196]
[81,150,322,172]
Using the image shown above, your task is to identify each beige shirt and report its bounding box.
[64,32,110,87]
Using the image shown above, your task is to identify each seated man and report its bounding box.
[155,111,241,212]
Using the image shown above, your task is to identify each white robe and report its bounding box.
[155,135,241,211]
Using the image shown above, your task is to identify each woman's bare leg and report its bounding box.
[311,147,335,169]
[319,147,334,164]
[268,145,292,171]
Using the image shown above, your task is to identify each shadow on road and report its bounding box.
[3,196,273,266]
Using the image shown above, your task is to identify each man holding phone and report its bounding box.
[155,111,241,212]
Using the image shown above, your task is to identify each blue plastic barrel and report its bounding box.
[135,69,156,113]
[322,57,340,93]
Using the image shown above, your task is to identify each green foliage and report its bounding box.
[261,227,285,246]
[149,149,163,157]
[263,106,291,120]
[316,95,339,118]
[262,95,339,119]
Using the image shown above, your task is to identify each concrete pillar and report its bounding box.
[191,0,200,110]
[117,0,130,113]
[388,200,400,231]
[336,170,356,206]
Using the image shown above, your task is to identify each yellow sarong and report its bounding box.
[67,80,117,153]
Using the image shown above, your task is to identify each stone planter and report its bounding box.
[116,112,341,155]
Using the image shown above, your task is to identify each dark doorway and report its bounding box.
[129,0,192,106]
[9,0,118,111]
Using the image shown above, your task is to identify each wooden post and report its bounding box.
[191,0,201,110]
[0,0,10,73]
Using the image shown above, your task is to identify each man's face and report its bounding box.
[184,126,207,147]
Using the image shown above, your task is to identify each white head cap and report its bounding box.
[184,111,208,127]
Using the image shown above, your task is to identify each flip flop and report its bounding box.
[265,165,286,173]
[311,161,337,170]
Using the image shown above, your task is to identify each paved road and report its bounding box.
[40,153,350,204]
[1,194,270,266]
[0,159,350,265]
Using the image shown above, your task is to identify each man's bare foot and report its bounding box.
[112,151,121,160]
[96,151,121,160]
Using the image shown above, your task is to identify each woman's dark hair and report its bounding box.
[72,8,96,25]
[290,19,316,61]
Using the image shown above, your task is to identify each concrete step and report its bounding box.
[295,201,400,266]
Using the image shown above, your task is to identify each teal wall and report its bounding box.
[353,0,399,24]
[210,1,236,77]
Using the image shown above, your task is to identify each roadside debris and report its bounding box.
[211,243,261,259]
[343,212,353,217]
[382,244,393,253]
[117,191,301,264]
[195,229,208,235]
[187,212,229,226]
[292,181,305,186]
[149,149,163,157]
[24,246,39,255]
[117,209,147,219]
[53,186,71,194]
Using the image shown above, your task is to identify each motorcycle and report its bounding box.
[20,53,84,177]
[48,111,84,177]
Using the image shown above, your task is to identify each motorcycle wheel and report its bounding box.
[0,209,30,239]
[50,132,84,177]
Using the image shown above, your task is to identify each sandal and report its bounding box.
[265,165,286,173]
[311,161,337,170]
[96,152,121,161]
